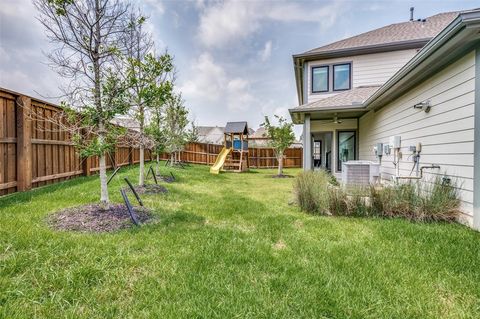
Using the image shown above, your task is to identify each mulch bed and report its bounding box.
[129,184,168,194]
[48,204,153,233]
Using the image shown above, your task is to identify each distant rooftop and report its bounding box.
[298,12,459,57]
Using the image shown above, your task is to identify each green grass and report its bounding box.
[1,163,480,318]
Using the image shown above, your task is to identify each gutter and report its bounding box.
[289,104,364,114]
[293,38,429,60]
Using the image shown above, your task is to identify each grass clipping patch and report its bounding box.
[293,170,461,222]
[48,204,153,233]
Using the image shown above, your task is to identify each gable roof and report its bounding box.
[301,12,458,57]
[293,11,462,106]
[290,9,480,123]
[225,121,249,134]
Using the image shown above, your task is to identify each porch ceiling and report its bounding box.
[290,107,367,124]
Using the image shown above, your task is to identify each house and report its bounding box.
[289,9,480,229]
[196,126,226,145]
[197,126,258,145]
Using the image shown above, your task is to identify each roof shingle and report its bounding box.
[297,86,381,110]
[303,12,458,55]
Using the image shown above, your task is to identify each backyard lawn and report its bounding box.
[1,163,480,318]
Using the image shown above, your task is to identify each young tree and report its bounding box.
[122,13,174,186]
[35,0,132,205]
[262,115,295,176]
[163,93,193,166]
[145,98,167,175]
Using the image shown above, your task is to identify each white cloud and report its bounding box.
[198,1,260,48]
[143,0,165,15]
[197,0,344,48]
[179,52,255,112]
[259,40,272,62]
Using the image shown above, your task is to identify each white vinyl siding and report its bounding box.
[307,49,419,103]
[358,51,476,225]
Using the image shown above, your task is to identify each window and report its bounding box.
[333,63,351,91]
[312,66,328,93]
[313,140,322,168]
[337,131,356,171]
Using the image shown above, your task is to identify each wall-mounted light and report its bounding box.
[413,100,431,113]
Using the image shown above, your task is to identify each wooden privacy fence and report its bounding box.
[0,87,302,196]
[158,142,303,169]
[0,88,151,196]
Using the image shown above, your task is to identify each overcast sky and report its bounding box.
[0,0,477,133]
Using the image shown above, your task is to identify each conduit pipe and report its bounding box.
[394,165,440,181]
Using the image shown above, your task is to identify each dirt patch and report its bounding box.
[273,239,287,250]
[294,220,304,229]
[270,174,294,179]
[129,184,168,194]
[48,204,154,233]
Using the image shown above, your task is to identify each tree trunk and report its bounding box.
[170,152,174,167]
[99,151,109,205]
[139,145,145,186]
[156,153,160,175]
[93,0,108,205]
[277,155,284,176]
[138,105,145,186]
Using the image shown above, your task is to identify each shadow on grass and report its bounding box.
[158,211,206,227]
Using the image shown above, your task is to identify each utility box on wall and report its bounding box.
[389,136,401,149]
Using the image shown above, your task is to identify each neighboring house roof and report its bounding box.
[225,121,249,134]
[290,8,480,123]
[111,117,140,132]
[251,127,267,138]
[196,125,255,144]
[196,126,225,144]
[301,12,458,57]
[296,86,381,111]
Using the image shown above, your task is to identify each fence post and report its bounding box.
[16,95,32,191]
[129,147,134,165]
[83,156,92,176]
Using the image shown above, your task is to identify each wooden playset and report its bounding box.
[210,122,249,174]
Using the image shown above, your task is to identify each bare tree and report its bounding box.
[34,0,131,205]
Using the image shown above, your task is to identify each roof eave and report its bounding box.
[293,38,429,61]
[289,105,367,124]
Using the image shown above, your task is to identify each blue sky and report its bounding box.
[0,0,477,132]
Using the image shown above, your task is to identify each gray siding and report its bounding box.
[358,51,476,225]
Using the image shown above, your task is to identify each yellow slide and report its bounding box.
[210,147,231,174]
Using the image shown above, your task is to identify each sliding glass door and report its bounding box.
[337,131,356,171]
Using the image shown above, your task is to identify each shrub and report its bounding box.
[370,176,460,222]
[293,170,331,214]
[295,171,461,223]
[418,176,461,222]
